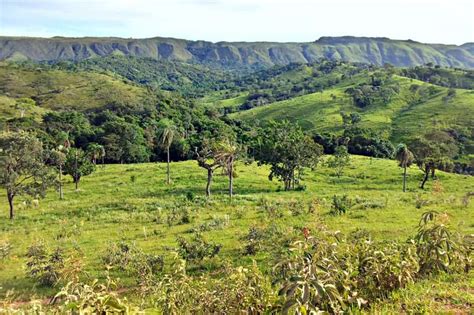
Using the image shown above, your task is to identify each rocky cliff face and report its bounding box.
[1,36,473,68]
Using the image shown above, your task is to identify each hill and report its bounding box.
[0,62,153,114]
[231,73,474,149]
[1,36,474,69]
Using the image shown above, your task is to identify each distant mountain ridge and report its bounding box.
[1,35,474,69]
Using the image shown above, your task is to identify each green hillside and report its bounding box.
[1,36,474,69]
[231,74,474,149]
[0,62,151,113]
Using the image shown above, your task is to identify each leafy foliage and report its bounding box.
[176,233,222,261]
[254,120,323,190]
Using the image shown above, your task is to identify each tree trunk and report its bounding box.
[59,165,63,200]
[228,158,234,199]
[7,192,14,220]
[166,147,170,185]
[420,167,429,189]
[75,178,79,191]
[402,166,407,192]
[206,168,213,197]
[431,168,435,179]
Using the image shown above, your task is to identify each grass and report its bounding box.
[0,62,149,112]
[0,155,473,309]
[231,75,474,144]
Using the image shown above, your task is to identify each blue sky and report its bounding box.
[1,0,473,44]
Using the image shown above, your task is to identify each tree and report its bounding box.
[15,98,36,118]
[157,119,178,185]
[195,139,222,198]
[409,131,458,189]
[100,115,149,164]
[64,148,96,190]
[326,146,350,178]
[86,143,105,165]
[0,132,54,219]
[395,144,414,192]
[49,149,67,199]
[214,139,240,198]
[254,121,323,191]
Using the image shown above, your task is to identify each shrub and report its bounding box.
[0,240,12,261]
[307,198,321,214]
[191,215,230,233]
[52,277,137,313]
[288,199,305,216]
[102,241,164,277]
[330,194,352,215]
[259,198,284,219]
[153,258,275,314]
[415,211,470,275]
[26,242,65,287]
[415,194,431,209]
[241,227,266,256]
[167,207,192,226]
[177,233,221,261]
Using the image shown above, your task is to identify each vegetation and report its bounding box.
[253,120,323,190]
[0,132,54,219]
[0,48,473,313]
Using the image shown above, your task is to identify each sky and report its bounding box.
[0,0,473,45]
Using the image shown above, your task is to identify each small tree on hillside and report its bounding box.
[326,145,351,178]
[49,149,67,199]
[395,143,414,192]
[64,148,96,191]
[15,98,36,118]
[195,139,222,198]
[409,132,457,189]
[0,132,54,219]
[157,119,178,185]
[214,139,241,199]
[254,120,323,190]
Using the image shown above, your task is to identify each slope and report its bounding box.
[0,62,152,113]
[231,74,474,147]
[1,36,473,69]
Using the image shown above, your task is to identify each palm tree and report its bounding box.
[157,119,178,185]
[215,139,239,199]
[395,143,414,192]
[87,143,105,166]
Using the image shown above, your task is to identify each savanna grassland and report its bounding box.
[0,156,473,313]
[0,42,474,314]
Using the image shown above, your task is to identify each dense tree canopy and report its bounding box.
[253,120,323,190]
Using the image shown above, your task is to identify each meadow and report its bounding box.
[0,155,473,312]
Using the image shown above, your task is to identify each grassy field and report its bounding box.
[0,155,473,311]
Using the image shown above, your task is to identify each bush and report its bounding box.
[258,198,284,218]
[52,277,137,313]
[191,215,230,233]
[288,199,305,216]
[241,227,266,256]
[102,241,164,277]
[167,207,192,226]
[330,194,352,215]
[26,242,66,287]
[274,211,471,313]
[415,211,471,275]
[177,233,221,261]
[0,240,12,261]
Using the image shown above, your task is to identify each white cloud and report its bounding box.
[0,0,472,44]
